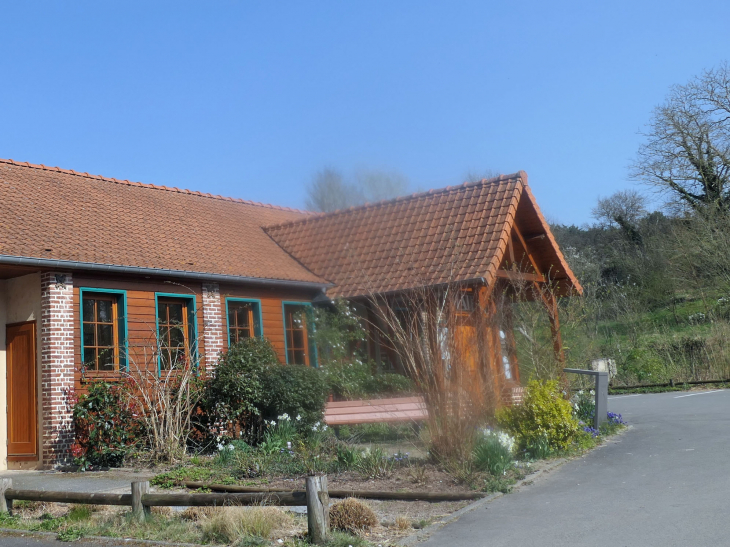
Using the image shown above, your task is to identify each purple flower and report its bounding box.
[607,412,627,425]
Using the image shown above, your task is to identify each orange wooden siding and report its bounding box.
[218,284,314,364]
[71,275,317,391]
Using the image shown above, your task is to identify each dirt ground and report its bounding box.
[265,464,483,494]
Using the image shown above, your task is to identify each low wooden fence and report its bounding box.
[0,476,331,544]
[0,476,486,544]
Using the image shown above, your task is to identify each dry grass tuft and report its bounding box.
[394,516,411,530]
[151,506,173,517]
[179,506,222,521]
[201,506,292,543]
[329,498,378,534]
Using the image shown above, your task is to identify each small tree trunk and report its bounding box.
[306,475,329,544]
[131,481,151,523]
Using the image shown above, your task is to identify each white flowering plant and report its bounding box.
[473,428,516,476]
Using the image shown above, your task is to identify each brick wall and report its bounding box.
[202,283,224,368]
[40,272,75,467]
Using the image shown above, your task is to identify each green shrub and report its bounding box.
[497,380,580,453]
[621,347,667,384]
[323,361,414,399]
[203,337,327,443]
[72,380,142,469]
[259,363,328,432]
[363,370,414,396]
[336,422,418,443]
[203,338,279,440]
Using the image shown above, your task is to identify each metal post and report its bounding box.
[594,371,608,430]
[564,368,609,430]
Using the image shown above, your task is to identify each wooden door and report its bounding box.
[6,322,38,460]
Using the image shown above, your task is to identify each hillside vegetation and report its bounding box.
[510,208,730,387]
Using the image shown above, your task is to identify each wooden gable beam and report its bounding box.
[512,223,566,369]
[511,223,543,277]
[496,270,545,283]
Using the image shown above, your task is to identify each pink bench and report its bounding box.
[324,396,428,426]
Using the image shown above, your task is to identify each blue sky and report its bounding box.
[2,1,729,224]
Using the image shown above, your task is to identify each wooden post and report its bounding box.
[131,481,151,523]
[306,475,329,544]
[545,293,568,390]
[0,479,12,514]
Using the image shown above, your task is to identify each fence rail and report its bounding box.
[0,477,330,544]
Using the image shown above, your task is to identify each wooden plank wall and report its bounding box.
[218,283,315,363]
[72,275,315,392]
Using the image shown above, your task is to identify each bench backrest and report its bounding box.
[324,396,427,425]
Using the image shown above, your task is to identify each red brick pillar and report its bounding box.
[40,272,75,467]
[202,283,224,370]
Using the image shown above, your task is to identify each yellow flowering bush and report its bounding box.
[496,380,580,452]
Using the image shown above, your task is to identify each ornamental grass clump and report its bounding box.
[329,498,378,534]
[201,507,292,544]
[497,380,580,453]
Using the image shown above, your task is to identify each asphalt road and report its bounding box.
[421,389,730,547]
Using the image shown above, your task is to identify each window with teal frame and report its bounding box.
[155,293,198,373]
[225,298,263,347]
[79,288,128,372]
[282,301,317,367]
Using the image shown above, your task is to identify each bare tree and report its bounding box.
[592,190,647,228]
[305,168,363,212]
[354,168,409,202]
[632,63,730,211]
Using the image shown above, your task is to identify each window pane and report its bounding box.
[83,348,97,369]
[98,349,115,371]
[158,301,166,320]
[158,326,170,346]
[168,303,184,324]
[83,298,95,320]
[238,305,251,327]
[97,324,114,347]
[292,350,306,365]
[169,326,185,348]
[83,326,95,347]
[97,300,113,323]
[292,329,304,349]
[160,351,171,370]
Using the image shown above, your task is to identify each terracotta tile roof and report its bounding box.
[0,158,328,285]
[266,172,579,298]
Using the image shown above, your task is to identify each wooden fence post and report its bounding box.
[305,475,329,544]
[0,479,12,514]
[131,481,151,523]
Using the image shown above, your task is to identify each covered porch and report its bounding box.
[0,265,75,469]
